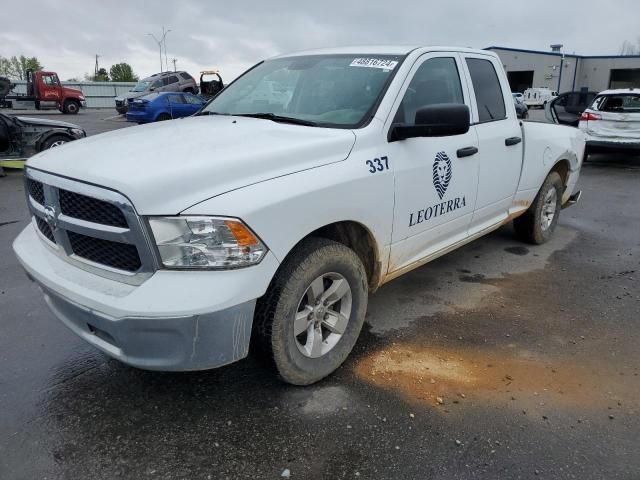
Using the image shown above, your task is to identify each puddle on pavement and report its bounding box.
[354,343,634,413]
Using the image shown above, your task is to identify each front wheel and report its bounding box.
[253,237,368,385]
[63,100,80,114]
[514,171,563,244]
[41,135,69,150]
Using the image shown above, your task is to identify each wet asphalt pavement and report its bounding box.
[1,111,639,479]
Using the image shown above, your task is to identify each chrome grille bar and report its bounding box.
[25,167,158,285]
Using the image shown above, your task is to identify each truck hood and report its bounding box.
[16,116,81,130]
[27,115,356,214]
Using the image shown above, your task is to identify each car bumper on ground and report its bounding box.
[13,224,280,371]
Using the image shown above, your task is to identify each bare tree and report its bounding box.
[619,38,640,55]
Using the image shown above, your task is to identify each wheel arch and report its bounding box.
[283,220,382,293]
[548,158,571,187]
[36,131,74,152]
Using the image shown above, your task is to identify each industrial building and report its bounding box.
[486,45,640,94]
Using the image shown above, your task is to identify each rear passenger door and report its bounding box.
[462,54,523,234]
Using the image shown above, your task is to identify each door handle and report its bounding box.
[505,136,522,146]
[456,146,478,158]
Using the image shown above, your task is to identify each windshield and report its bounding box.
[132,80,152,92]
[201,54,403,128]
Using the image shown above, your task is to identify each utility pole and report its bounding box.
[146,27,171,72]
[172,58,178,72]
[94,54,101,77]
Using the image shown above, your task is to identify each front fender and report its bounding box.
[181,151,393,273]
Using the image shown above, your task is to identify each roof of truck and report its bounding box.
[270,45,496,59]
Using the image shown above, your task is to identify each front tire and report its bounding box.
[63,100,80,114]
[253,237,368,385]
[41,135,69,150]
[514,171,563,244]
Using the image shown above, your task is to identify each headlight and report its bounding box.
[148,216,267,269]
[70,128,85,137]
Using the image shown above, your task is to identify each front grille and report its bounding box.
[26,170,153,283]
[68,231,141,272]
[27,179,45,205]
[35,217,56,243]
[59,189,128,228]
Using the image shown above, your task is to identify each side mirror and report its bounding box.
[388,104,470,142]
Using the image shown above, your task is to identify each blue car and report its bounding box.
[126,92,207,123]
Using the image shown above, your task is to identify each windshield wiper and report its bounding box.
[233,113,317,126]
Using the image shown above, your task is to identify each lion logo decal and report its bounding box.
[432,151,452,199]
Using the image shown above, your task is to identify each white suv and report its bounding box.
[578,88,640,153]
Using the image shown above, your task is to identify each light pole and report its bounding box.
[163,26,172,74]
[147,26,171,72]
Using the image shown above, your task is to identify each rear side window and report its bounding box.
[592,94,640,113]
[466,58,506,122]
[180,72,193,80]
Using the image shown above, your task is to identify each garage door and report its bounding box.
[507,71,534,93]
[609,69,640,89]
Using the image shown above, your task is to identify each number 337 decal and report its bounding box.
[366,156,389,174]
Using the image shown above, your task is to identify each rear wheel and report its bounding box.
[514,171,563,244]
[253,237,368,385]
[156,113,171,121]
[63,100,80,114]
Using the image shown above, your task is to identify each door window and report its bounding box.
[167,94,185,104]
[168,76,179,85]
[152,79,163,89]
[184,94,203,105]
[42,75,57,86]
[466,58,506,122]
[393,57,464,125]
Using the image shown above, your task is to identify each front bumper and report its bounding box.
[80,100,87,108]
[13,224,279,371]
[42,286,255,371]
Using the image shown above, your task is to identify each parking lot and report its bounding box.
[1,109,639,479]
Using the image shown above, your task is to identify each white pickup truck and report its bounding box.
[14,46,585,385]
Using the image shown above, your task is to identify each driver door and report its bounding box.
[386,53,479,273]
[39,74,61,102]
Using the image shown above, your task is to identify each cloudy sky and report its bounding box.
[2,0,638,82]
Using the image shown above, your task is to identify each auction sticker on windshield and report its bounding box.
[350,58,398,70]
